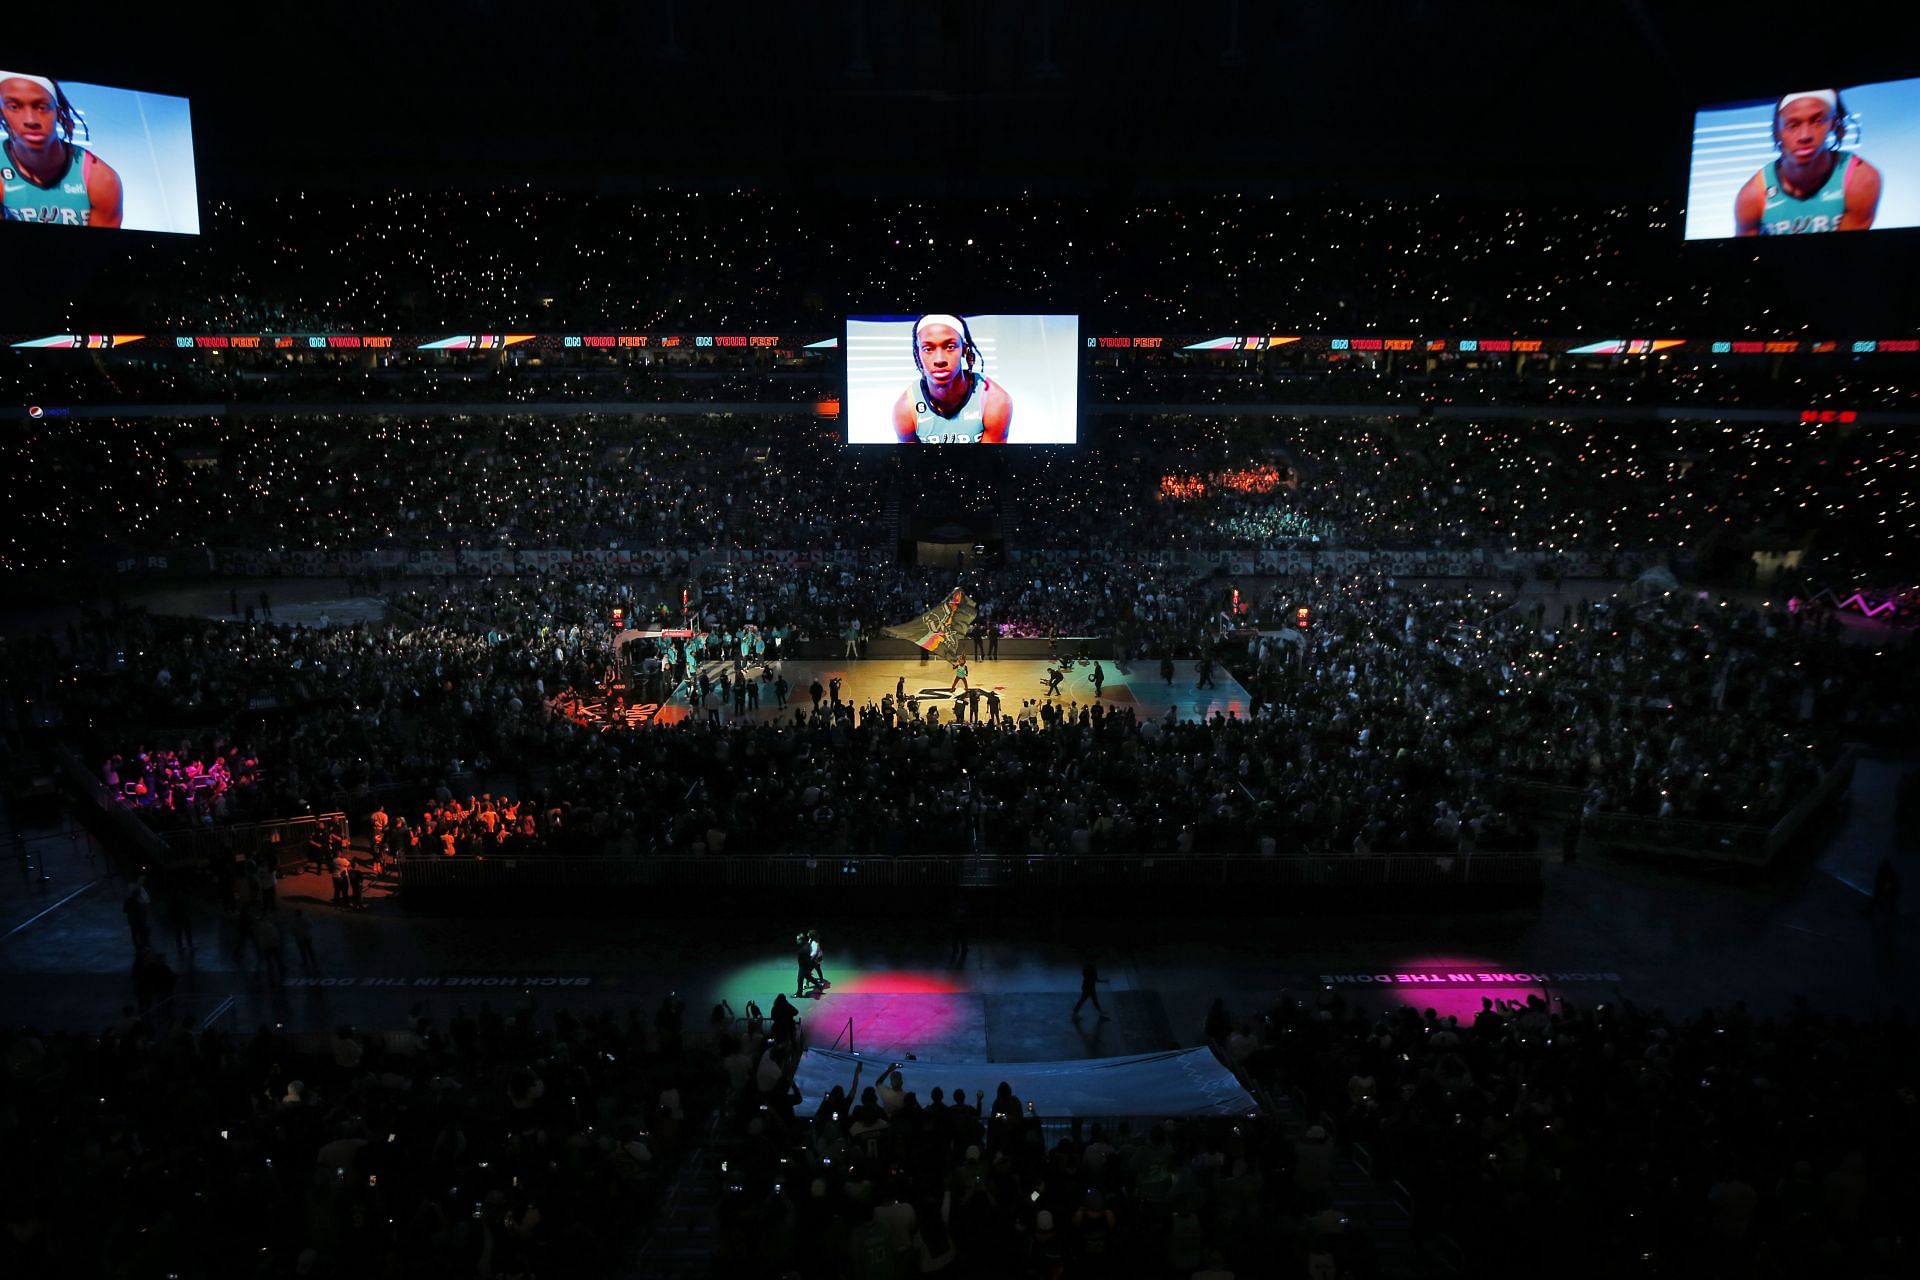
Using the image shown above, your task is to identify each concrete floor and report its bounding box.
[2,775,1912,1058]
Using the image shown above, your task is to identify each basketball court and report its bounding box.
[628,657,1254,727]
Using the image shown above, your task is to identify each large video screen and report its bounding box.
[845,314,1079,444]
[2,71,198,233]
[1685,77,1920,240]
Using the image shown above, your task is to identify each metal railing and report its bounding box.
[1577,746,1857,867]
[162,811,349,872]
[1580,810,1770,862]
[396,851,1542,892]
[56,748,167,867]
[1766,746,1857,860]
[1488,777,1588,819]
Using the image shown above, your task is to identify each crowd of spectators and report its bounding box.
[1,190,1912,589]
[1233,572,1903,826]
[1084,357,1920,413]
[4,412,1917,587]
[102,743,260,827]
[49,607,516,818]
[13,848,1913,1280]
[1250,988,1916,1279]
[9,979,1910,1277]
[1452,595,1841,821]
[369,793,593,862]
[0,995,713,1277]
[998,416,1918,582]
[29,544,1901,869]
[4,171,1916,1280]
[0,351,831,409]
[0,416,883,576]
[647,977,1920,1278]
[13,343,1918,417]
[686,556,1226,660]
[7,190,1870,336]
[716,1037,1289,1279]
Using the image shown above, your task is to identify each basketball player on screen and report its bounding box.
[892,314,1013,443]
[0,72,122,228]
[1733,90,1879,236]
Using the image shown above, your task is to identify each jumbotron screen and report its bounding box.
[1684,76,1920,240]
[844,313,1079,444]
[2,70,198,233]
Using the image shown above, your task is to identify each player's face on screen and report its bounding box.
[1777,98,1835,164]
[0,79,57,151]
[918,324,964,388]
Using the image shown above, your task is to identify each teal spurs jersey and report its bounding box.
[2,141,95,225]
[913,371,989,443]
[1759,154,1855,235]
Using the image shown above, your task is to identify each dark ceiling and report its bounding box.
[10,1,1919,199]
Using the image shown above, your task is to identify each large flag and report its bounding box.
[884,589,977,666]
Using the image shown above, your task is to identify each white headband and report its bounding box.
[1778,89,1837,114]
[0,73,59,101]
[914,314,969,342]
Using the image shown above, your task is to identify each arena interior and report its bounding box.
[2,7,1919,1278]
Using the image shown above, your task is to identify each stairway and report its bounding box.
[881,484,904,559]
[959,815,1002,887]
[997,492,1027,555]
[632,1109,729,1279]
[1265,1087,1451,1279]
[1328,1145,1428,1277]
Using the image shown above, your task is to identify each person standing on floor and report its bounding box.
[288,906,319,971]
[254,855,276,912]
[164,882,194,954]
[949,899,969,965]
[795,930,815,999]
[1073,959,1109,1020]
[251,913,282,984]
[123,876,151,951]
